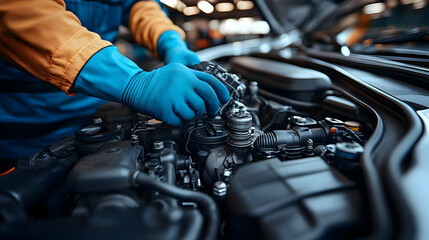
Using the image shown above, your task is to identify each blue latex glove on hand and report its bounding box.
[158,30,201,67]
[75,46,229,126]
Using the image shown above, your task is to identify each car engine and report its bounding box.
[0,59,372,240]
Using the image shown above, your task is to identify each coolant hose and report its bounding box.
[133,171,219,240]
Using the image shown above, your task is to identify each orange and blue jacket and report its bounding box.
[0,0,184,94]
[0,0,185,159]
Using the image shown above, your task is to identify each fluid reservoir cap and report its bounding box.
[345,121,360,132]
[335,142,364,160]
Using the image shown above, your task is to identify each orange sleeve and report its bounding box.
[0,0,112,95]
[128,0,185,58]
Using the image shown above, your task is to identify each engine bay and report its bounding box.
[0,59,373,240]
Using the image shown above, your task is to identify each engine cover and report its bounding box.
[227,157,365,240]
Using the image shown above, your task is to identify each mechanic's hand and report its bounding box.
[158,30,201,67]
[74,46,229,126]
[122,63,229,125]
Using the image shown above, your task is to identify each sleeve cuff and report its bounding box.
[157,30,187,60]
[74,46,143,102]
[46,29,112,95]
[128,1,185,58]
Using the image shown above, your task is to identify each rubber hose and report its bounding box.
[254,132,277,149]
[133,172,219,240]
[250,111,261,127]
[254,128,327,150]
[258,88,319,108]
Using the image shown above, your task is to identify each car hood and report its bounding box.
[254,0,378,35]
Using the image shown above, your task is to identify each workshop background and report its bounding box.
[116,0,268,68]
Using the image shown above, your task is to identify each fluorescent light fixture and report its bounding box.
[198,1,214,14]
[209,19,220,30]
[236,1,254,10]
[400,0,419,4]
[216,2,234,12]
[176,1,187,12]
[252,20,270,34]
[386,0,398,8]
[362,2,386,14]
[161,0,178,9]
[183,6,200,16]
[219,19,270,35]
[341,46,351,56]
[413,0,427,9]
[219,19,238,35]
[238,17,254,22]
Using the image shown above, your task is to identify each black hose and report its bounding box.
[133,172,219,240]
[258,88,320,108]
[335,126,364,145]
[250,111,261,127]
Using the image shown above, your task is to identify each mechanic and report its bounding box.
[0,0,229,171]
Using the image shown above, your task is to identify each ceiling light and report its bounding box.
[341,46,351,56]
[236,1,254,10]
[413,0,427,9]
[252,20,270,34]
[198,1,214,14]
[216,2,234,12]
[176,1,187,12]
[161,0,178,9]
[363,3,386,14]
[400,0,419,4]
[209,20,220,30]
[183,6,200,16]
[238,17,254,22]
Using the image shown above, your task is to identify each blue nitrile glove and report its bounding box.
[74,46,229,126]
[158,30,201,67]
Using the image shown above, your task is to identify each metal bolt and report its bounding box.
[307,139,313,147]
[183,175,190,184]
[223,169,232,178]
[250,127,255,135]
[249,82,258,96]
[292,116,306,124]
[153,141,164,151]
[306,139,314,154]
[131,134,138,141]
[222,169,233,182]
[325,117,344,125]
[131,134,140,148]
[213,181,227,197]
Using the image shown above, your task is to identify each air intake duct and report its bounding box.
[254,127,328,152]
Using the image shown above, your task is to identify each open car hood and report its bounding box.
[254,0,377,35]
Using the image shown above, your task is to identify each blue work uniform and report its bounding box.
[0,0,166,161]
